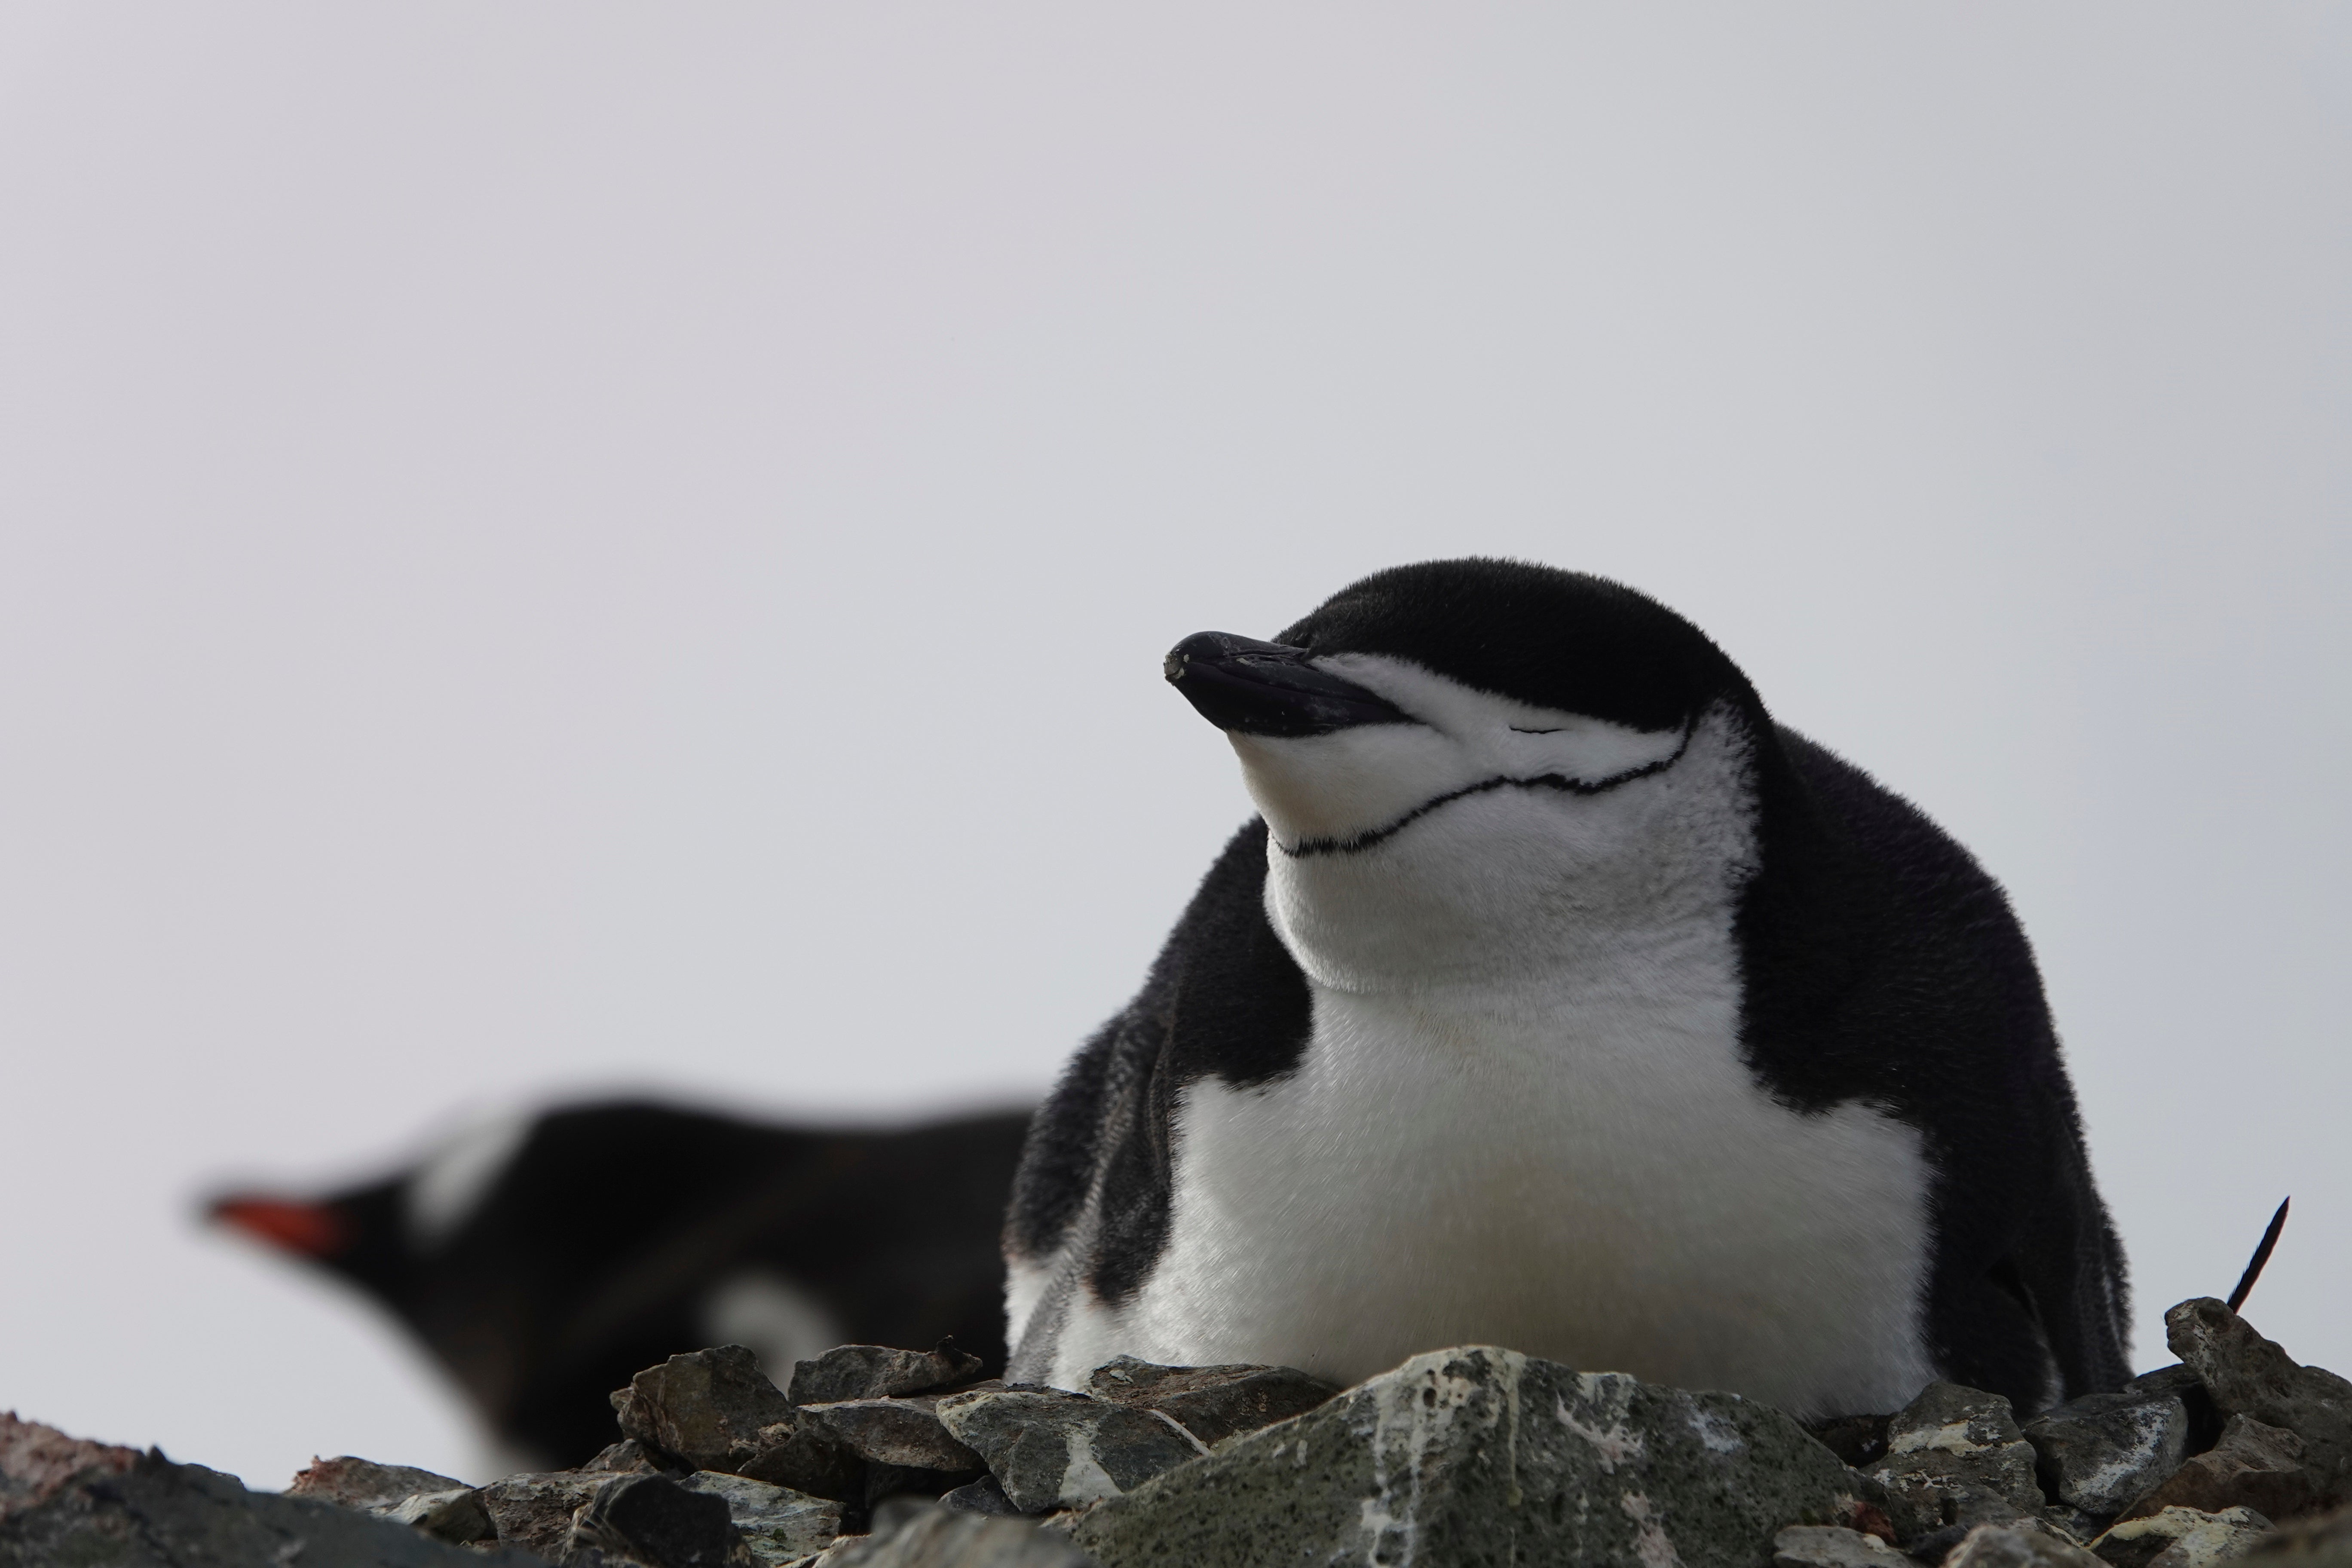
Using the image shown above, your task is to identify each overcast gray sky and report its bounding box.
[1,3,2345,1488]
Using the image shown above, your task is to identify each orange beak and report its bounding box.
[211,1196,352,1258]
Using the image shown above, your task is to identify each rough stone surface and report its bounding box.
[611,1346,858,1501]
[818,1501,1099,1568]
[613,1346,803,1474]
[1771,1523,1914,1568]
[798,1399,984,1473]
[0,1443,542,1568]
[0,1413,139,1522]
[1084,1357,1340,1448]
[567,1473,752,1567]
[680,1471,845,1564]
[2027,1384,2194,1519]
[935,1390,1206,1514]
[2094,1504,2275,1568]
[1870,1382,2046,1536]
[287,1454,475,1513]
[790,1344,986,1409]
[1945,1522,2110,1568]
[1804,1416,1893,1471]
[2168,1300,2352,1509]
[2240,1503,2352,1566]
[484,1468,617,1559]
[1065,1345,1863,1568]
[384,1487,499,1544]
[940,1476,1022,1516]
[2122,1415,2320,1524]
[587,1441,683,1476]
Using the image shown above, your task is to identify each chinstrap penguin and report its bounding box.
[214,1100,1030,1468]
[1003,558,2128,1419]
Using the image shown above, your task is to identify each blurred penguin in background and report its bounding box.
[214,1100,1030,1470]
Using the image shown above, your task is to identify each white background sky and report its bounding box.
[1,3,2345,1490]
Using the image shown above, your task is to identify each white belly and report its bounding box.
[1045,982,1938,1420]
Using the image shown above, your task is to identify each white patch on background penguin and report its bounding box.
[1040,670,1940,1415]
[403,1112,533,1251]
[700,1268,845,1388]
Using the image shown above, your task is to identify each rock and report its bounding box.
[385,1487,499,1544]
[1944,1522,2111,1568]
[0,1413,138,1522]
[1804,1415,1894,1471]
[2239,1503,2352,1566]
[798,1399,984,1473]
[2092,1505,2275,1568]
[934,1389,1206,1514]
[1082,1357,1340,1448]
[790,1344,986,1408]
[2119,1415,2321,1524]
[2167,1301,2352,1511]
[679,1471,844,1565]
[587,1441,684,1476]
[940,1476,1022,1516]
[818,1501,1099,1567]
[1771,1523,1914,1567]
[2026,1383,2195,1519]
[286,1454,475,1513]
[483,1469,618,1559]
[612,1347,858,1501]
[1870,1382,2046,1537]
[614,1346,803,1473]
[1064,1345,1864,1568]
[0,1432,541,1568]
[567,1473,753,1567]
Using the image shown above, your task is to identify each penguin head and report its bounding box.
[1166,559,1769,989]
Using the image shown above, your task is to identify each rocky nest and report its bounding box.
[7,1297,2352,1568]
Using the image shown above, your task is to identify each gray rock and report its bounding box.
[612,1346,802,1473]
[385,1487,499,1544]
[1871,1383,2046,1537]
[940,1476,1021,1517]
[0,1439,542,1568]
[817,1501,1098,1568]
[934,1390,1206,1514]
[286,1454,476,1513]
[0,1412,140,1522]
[679,1471,845,1564]
[1064,1344,1864,1568]
[2239,1503,2352,1566]
[2119,1415,2321,1524]
[1082,1357,1339,1448]
[1771,1523,1913,1568]
[2026,1384,2194,1518]
[2092,1505,2275,1568]
[797,1399,983,1474]
[1944,1522,2110,1568]
[484,1469,618,1559]
[587,1441,683,1476]
[790,1344,986,1408]
[567,1473,753,1567]
[2168,1301,2352,1511]
[612,1347,858,1500]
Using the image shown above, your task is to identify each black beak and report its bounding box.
[1163,632,1412,737]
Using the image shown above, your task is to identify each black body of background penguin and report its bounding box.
[1003,558,2130,1418]
[215,1102,1029,1468]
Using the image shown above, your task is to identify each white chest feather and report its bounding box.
[1039,699,1939,1417]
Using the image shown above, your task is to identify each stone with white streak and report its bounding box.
[933,1390,1206,1514]
[1063,1345,1861,1568]
[1870,1382,2046,1537]
[2092,1504,2275,1568]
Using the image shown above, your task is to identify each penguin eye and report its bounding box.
[1509,726,1562,735]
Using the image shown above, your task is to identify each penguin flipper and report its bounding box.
[1001,818,1311,1381]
